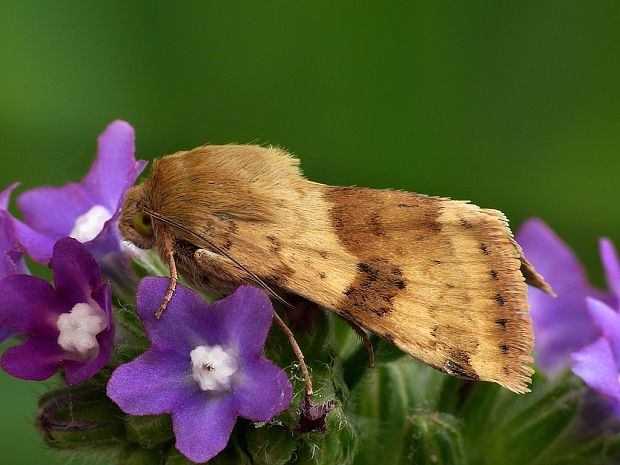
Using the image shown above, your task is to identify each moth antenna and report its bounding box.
[155,228,178,319]
[341,317,375,368]
[137,203,294,310]
[272,310,313,397]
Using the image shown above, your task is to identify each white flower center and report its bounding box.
[56,302,107,359]
[190,345,240,392]
[69,205,113,243]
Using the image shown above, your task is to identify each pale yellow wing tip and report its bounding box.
[519,251,556,297]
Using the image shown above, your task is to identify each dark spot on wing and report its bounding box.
[496,318,508,329]
[342,258,406,318]
[325,186,442,256]
[499,344,509,354]
[490,270,498,279]
[494,293,506,306]
[443,350,479,380]
[480,242,489,255]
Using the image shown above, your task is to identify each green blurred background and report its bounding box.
[0,1,618,463]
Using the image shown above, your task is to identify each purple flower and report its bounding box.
[11,121,147,263]
[0,183,28,343]
[572,298,620,408]
[107,278,293,464]
[0,237,113,385]
[0,183,27,278]
[516,219,619,373]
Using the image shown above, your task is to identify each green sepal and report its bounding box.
[118,446,166,465]
[294,406,358,465]
[125,415,174,450]
[112,305,150,364]
[266,305,349,431]
[245,424,297,465]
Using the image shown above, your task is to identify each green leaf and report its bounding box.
[294,407,358,465]
[351,358,444,465]
[407,412,468,465]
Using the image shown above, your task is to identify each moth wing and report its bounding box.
[272,187,550,393]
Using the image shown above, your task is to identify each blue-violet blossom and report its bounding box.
[571,246,620,410]
[10,121,146,263]
[516,218,619,373]
[107,278,293,463]
[0,237,113,385]
[0,183,28,343]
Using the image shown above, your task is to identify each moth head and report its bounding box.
[120,184,156,250]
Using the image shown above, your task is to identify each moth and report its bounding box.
[120,144,552,394]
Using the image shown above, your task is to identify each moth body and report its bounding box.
[121,144,551,393]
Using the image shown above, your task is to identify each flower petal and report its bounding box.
[83,121,145,212]
[107,350,192,415]
[1,336,63,381]
[0,274,65,337]
[517,218,604,372]
[0,183,19,211]
[0,326,13,344]
[211,286,274,358]
[64,282,113,386]
[136,277,218,355]
[572,338,620,402]
[600,238,620,304]
[17,183,95,238]
[50,237,102,307]
[172,394,237,463]
[0,212,26,277]
[12,218,57,263]
[235,356,292,422]
[587,298,620,362]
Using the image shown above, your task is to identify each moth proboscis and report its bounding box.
[120,144,552,396]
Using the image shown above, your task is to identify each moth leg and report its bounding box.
[156,229,178,319]
[272,311,314,397]
[194,249,294,309]
[342,317,375,368]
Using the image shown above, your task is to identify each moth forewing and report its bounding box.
[120,144,550,394]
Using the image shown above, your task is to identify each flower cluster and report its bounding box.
[0,122,294,464]
[518,219,620,417]
[3,120,617,464]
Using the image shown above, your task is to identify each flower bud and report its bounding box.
[36,386,125,449]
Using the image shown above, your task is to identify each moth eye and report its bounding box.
[133,211,153,237]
